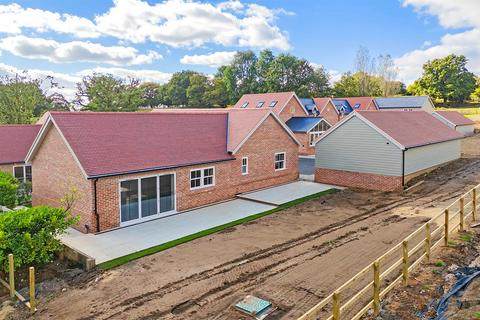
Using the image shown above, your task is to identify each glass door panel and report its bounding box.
[159,174,175,213]
[141,177,158,217]
[120,180,139,223]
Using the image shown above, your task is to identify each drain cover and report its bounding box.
[234,295,274,319]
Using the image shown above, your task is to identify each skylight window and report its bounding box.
[269,101,278,107]
[256,101,265,108]
[241,102,249,108]
[354,103,361,109]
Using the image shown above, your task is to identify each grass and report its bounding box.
[473,312,480,319]
[434,260,447,267]
[98,188,339,269]
[460,233,473,242]
[436,106,480,118]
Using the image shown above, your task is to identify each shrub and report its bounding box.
[0,206,78,271]
[0,171,19,209]
[16,180,32,207]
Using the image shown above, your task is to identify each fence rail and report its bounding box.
[298,183,479,320]
[0,254,36,314]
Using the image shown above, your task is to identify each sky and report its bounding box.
[0,0,479,99]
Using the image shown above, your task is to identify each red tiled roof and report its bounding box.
[233,92,305,115]
[151,108,272,152]
[312,97,332,110]
[0,125,41,164]
[49,112,234,177]
[340,97,376,111]
[435,111,475,126]
[357,111,464,148]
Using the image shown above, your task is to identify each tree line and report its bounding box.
[1,49,480,125]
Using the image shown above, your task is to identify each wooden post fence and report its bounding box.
[444,209,449,246]
[425,223,431,263]
[459,197,465,232]
[373,261,380,315]
[332,292,340,320]
[29,267,36,314]
[473,188,477,222]
[402,241,409,285]
[8,254,14,298]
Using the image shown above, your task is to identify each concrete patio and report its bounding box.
[237,180,338,205]
[61,181,339,265]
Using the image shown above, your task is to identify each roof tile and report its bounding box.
[0,125,41,165]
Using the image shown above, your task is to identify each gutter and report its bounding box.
[93,178,100,233]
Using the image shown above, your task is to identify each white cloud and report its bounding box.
[0,63,172,100]
[0,36,161,65]
[328,69,342,83]
[0,3,99,38]
[76,67,172,83]
[396,1,480,84]
[180,51,237,67]
[94,0,290,50]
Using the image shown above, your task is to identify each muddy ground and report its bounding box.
[365,229,480,320]
[2,134,480,320]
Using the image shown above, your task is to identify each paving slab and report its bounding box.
[61,199,275,264]
[237,181,339,206]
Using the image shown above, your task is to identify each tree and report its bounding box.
[139,82,163,108]
[415,54,476,102]
[0,74,68,124]
[230,51,259,99]
[333,72,381,97]
[354,46,377,96]
[75,74,144,111]
[310,66,331,97]
[204,77,229,107]
[186,73,209,107]
[377,54,399,96]
[470,76,480,102]
[256,49,274,92]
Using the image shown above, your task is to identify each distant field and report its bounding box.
[436,106,480,118]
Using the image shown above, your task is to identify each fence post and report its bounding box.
[29,267,35,314]
[332,292,340,320]
[459,197,465,232]
[373,261,380,316]
[425,223,431,263]
[473,188,477,222]
[444,209,449,246]
[8,254,14,298]
[402,240,409,286]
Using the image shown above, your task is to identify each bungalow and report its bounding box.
[374,96,435,113]
[313,97,341,125]
[233,92,308,122]
[314,111,463,191]
[0,124,41,183]
[285,117,332,155]
[26,110,301,233]
[433,111,475,136]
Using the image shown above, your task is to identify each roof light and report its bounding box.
[241,102,248,108]
[269,101,278,107]
[256,101,265,108]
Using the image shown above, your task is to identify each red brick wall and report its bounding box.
[315,168,403,191]
[278,97,307,122]
[92,115,299,232]
[31,125,95,233]
[295,133,315,156]
[319,101,340,125]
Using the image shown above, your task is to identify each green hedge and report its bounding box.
[0,171,19,209]
[0,206,78,271]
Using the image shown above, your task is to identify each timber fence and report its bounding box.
[0,254,37,314]
[298,183,479,320]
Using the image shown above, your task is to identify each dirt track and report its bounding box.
[12,135,480,320]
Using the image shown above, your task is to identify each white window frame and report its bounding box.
[308,121,330,146]
[12,165,31,183]
[241,157,248,175]
[274,152,286,171]
[118,172,177,227]
[190,166,215,190]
